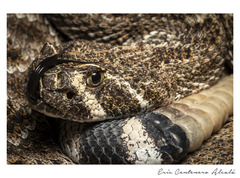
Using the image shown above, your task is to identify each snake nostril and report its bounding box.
[66,91,75,99]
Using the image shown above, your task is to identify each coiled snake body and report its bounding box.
[7,14,233,164]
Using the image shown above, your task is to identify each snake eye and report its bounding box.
[87,71,104,87]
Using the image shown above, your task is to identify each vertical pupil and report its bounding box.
[92,72,101,84]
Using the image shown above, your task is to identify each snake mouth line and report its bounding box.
[37,95,152,123]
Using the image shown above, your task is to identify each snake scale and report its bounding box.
[7,14,233,164]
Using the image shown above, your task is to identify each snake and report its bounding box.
[7,14,233,164]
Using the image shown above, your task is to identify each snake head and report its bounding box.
[27,58,150,122]
[27,40,175,122]
[27,41,166,122]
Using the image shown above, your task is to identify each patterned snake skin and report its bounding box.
[7,14,233,164]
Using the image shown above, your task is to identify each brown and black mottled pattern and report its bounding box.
[30,14,230,122]
[7,14,233,164]
[7,14,61,146]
